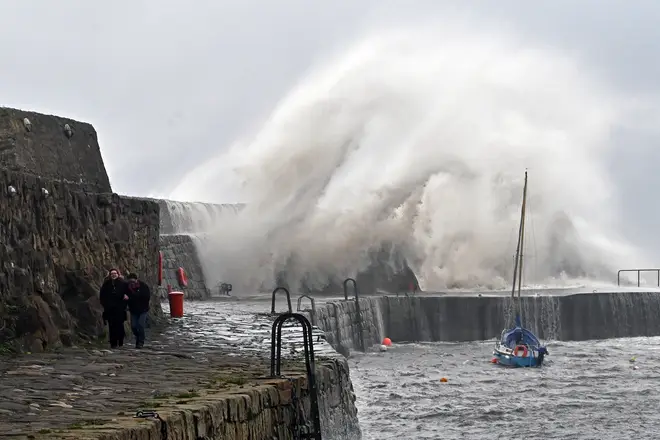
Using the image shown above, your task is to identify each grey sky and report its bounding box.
[2,0,660,253]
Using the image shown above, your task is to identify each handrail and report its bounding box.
[343,278,358,301]
[269,313,322,439]
[617,268,660,287]
[271,287,293,314]
[342,278,364,351]
[297,294,317,326]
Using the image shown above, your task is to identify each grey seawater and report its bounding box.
[350,339,660,440]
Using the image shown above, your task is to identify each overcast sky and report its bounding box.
[3,0,660,251]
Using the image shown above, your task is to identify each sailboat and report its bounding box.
[492,171,549,368]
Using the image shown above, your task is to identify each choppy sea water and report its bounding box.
[162,300,660,439]
[350,339,660,440]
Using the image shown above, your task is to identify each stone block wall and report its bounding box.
[83,359,361,440]
[307,291,660,353]
[0,167,162,352]
[311,297,385,355]
[159,234,210,299]
[0,107,111,193]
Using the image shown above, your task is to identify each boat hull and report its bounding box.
[493,346,544,368]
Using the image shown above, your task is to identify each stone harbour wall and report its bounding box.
[0,167,162,352]
[50,359,360,440]
[159,234,210,300]
[306,291,660,351]
[378,292,660,342]
[310,298,385,355]
[0,107,112,193]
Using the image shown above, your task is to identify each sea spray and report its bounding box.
[170,24,647,292]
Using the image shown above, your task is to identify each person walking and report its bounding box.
[125,273,151,349]
[99,268,128,348]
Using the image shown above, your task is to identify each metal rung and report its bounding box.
[270,312,322,440]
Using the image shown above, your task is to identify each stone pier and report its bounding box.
[301,288,660,351]
[0,302,361,439]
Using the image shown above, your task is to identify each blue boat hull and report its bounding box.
[493,347,544,368]
[492,322,549,368]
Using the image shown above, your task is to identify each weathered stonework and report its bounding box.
[21,357,360,440]
[0,107,111,193]
[0,168,162,352]
[159,234,210,299]
[306,291,660,352]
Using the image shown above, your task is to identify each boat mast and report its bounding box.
[516,171,528,325]
[509,171,528,326]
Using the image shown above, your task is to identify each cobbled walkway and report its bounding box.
[0,298,339,438]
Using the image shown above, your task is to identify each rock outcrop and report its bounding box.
[0,108,162,352]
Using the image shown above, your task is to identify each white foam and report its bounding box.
[170,23,650,292]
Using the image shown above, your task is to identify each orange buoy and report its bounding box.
[491,358,498,364]
[440,377,448,382]
[382,337,392,346]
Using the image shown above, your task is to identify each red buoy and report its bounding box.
[176,267,188,288]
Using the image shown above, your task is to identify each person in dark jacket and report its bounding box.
[99,268,128,348]
[125,273,151,349]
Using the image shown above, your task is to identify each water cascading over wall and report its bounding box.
[303,290,660,352]
[147,197,421,298]
[137,197,243,299]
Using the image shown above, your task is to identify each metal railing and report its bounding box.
[271,286,293,314]
[617,268,660,287]
[297,294,317,326]
[342,278,364,351]
[342,278,358,301]
[270,313,322,439]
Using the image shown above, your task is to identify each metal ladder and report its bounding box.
[297,294,317,327]
[270,312,322,440]
[271,286,293,314]
[343,278,364,351]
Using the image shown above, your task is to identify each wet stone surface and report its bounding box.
[0,299,339,437]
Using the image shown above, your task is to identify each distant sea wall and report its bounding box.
[159,234,210,299]
[128,197,243,299]
[139,197,420,300]
[301,291,660,351]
